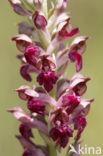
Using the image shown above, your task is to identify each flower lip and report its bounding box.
[58,26,79,42]
[69,51,82,72]
[27,99,45,115]
[74,116,87,129]
[37,70,58,92]
[24,45,41,66]
[20,64,32,81]
[62,94,81,114]
[38,53,56,70]
[58,28,69,40]
[19,123,33,139]
[68,27,80,37]
[73,115,87,140]
[50,124,73,148]
[50,107,69,125]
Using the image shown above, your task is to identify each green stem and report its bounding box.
[42,0,48,18]
[39,131,50,145]
[37,29,50,50]
[49,144,57,156]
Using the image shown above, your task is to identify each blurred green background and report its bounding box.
[0,0,103,155]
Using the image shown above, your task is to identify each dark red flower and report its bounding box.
[50,124,73,148]
[19,123,33,139]
[20,64,32,81]
[25,45,40,66]
[33,11,47,29]
[69,51,82,72]
[74,116,87,130]
[58,27,79,41]
[27,99,45,115]
[37,70,58,92]
[73,116,87,140]
[62,94,81,114]
[68,28,79,37]
[38,54,56,71]
[50,107,69,125]
[58,28,69,40]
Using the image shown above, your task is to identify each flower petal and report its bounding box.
[72,99,94,117]
[8,0,32,17]
[18,22,37,38]
[8,107,48,134]
[69,74,91,96]
[20,64,32,81]
[68,28,80,37]
[16,136,45,156]
[12,34,32,52]
[69,36,89,54]
[69,51,82,72]
[14,85,30,100]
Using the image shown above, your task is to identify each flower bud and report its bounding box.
[33,11,47,29]
[33,0,42,10]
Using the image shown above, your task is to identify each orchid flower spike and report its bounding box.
[8,0,94,156]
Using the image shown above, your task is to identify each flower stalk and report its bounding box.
[49,144,57,156]
[8,0,94,156]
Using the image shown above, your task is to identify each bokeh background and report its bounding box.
[0,0,103,155]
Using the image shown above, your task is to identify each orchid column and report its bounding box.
[8,0,94,156]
